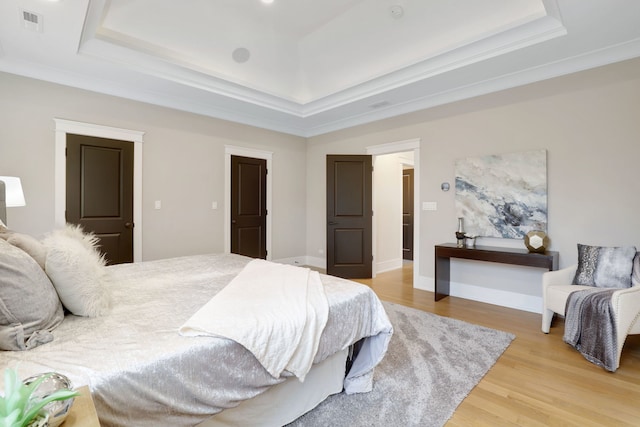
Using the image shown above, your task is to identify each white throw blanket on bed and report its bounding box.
[180,259,329,380]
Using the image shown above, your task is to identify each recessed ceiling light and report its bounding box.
[261,0,274,4]
[389,5,404,19]
[232,47,251,64]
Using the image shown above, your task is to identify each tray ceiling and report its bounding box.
[1,0,640,136]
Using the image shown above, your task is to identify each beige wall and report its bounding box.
[0,73,307,261]
[307,58,640,311]
[2,56,639,311]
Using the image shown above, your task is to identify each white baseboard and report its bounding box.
[271,259,542,314]
[304,256,326,269]
[415,275,542,314]
[414,275,434,292]
[376,258,403,274]
[274,256,326,270]
[273,256,307,266]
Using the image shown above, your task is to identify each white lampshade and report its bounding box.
[0,176,26,207]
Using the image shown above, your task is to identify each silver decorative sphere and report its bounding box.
[23,373,76,427]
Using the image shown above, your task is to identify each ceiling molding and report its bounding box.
[1,0,639,137]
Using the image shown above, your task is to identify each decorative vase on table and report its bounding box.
[465,236,476,248]
[524,230,549,253]
[455,217,466,248]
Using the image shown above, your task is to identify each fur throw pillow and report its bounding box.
[43,224,111,317]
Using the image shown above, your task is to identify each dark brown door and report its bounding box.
[402,168,414,260]
[231,155,267,259]
[66,134,134,265]
[326,155,372,278]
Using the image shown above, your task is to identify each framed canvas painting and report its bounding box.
[455,149,547,239]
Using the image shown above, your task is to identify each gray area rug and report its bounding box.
[288,301,515,427]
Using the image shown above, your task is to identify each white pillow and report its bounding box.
[43,224,111,317]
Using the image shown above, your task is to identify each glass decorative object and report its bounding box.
[465,236,476,248]
[455,217,466,248]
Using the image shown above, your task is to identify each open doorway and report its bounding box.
[372,151,414,272]
[403,167,414,261]
[367,139,420,288]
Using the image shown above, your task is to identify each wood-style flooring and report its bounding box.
[353,262,640,427]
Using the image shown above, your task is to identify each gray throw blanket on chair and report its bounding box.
[563,288,618,372]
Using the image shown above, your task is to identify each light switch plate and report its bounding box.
[154,200,161,210]
[422,202,437,211]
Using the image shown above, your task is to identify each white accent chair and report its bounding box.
[541,263,640,370]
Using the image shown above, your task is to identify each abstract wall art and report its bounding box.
[455,149,547,239]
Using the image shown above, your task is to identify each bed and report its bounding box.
[0,226,393,427]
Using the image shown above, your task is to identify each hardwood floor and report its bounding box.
[353,263,640,426]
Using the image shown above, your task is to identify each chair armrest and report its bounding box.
[542,265,577,289]
[611,286,640,335]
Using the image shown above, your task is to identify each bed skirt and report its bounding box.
[199,347,348,426]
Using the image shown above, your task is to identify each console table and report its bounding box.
[434,243,559,301]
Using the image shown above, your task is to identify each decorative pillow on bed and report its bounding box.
[0,231,47,270]
[43,224,111,317]
[572,244,637,288]
[0,238,64,351]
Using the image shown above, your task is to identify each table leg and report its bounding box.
[435,255,450,301]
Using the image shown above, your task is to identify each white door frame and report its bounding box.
[367,138,420,286]
[224,145,273,260]
[53,119,145,261]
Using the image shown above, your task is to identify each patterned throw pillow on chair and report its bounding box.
[573,244,637,288]
[633,252,640,287]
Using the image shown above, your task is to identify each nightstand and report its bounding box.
[61,386,100,427]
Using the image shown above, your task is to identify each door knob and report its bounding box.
[125,222,134,229]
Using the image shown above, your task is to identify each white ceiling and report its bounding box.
[1,0,640,137]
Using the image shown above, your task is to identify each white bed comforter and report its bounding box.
[180,259,329,380]
[0,254,392,427]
